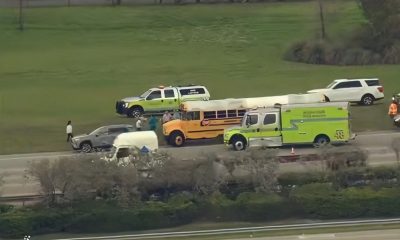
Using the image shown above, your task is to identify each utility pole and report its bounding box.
[318,0,326,39]
[18,0,24,31]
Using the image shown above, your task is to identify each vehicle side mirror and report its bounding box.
[146,96,153,100]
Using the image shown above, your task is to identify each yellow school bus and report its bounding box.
[163,99,247,146]
[162,93,325,147]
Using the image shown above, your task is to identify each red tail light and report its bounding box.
[378,86,384,93]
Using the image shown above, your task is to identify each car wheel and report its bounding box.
[360,94,374,105]
[394,118,400,128]
[232,136,246,151]
[127,107,143,118]
[313,135,330,148]
[169,131,185,147]
[81,142,92,153]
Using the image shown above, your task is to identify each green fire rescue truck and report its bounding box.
[224,102,354,150]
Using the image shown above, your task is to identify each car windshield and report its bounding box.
[140,90,152,98]
[90,127,106,135]
[326,81,338,88]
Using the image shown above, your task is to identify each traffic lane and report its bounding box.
[353,130,400,148]
[229,229,400,240]
[0,130,399,163]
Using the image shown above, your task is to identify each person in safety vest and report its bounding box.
[388,98,398,118]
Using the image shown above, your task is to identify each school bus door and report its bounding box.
[182,111,202,139]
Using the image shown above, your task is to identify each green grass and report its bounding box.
[0,1,399,154]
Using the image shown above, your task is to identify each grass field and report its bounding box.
[0,1,399,154]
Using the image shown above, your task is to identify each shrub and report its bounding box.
[235,192,293,220]
[278,171,327,188]
[290,183,400,218]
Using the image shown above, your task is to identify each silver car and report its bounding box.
[71,124,134,153]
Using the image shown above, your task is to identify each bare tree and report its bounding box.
[205,148,279,193]
[191,153,228,195]
[29,154,143,205]
[318,145,367,171]
[28,159,60,205]
[318,0,326,39]
[239,148,279,193]
[18,0,24,31]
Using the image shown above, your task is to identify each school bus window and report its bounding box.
[182,111,200,120]
[217,110,227,118]
[227,110,237,117]
[238,109,246,116]
[191,111,200,120]
[204,111,216,119]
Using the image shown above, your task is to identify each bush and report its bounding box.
[278,171,327,189]
[235,192,294,220]
[0,204,13,214]
[0,207,75,238]
[206,192,237,220]
[290,183,400,218]
[206,192,294,221]
[284,39,397,65]
[0,199,201,238]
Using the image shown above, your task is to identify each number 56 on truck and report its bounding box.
[224,102,355,151]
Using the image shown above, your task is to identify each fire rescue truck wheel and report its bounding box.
[231,135,246,151]
[313,135,330,148]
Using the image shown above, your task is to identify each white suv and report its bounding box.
[307,78,384,105]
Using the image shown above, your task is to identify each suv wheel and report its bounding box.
[360,94,374,105]
[81,142,92,153]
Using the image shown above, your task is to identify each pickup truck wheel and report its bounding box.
[232,136,246,151]
[360,94,374,105]
[170,131,185,147]
[313,135,330,148]
[127,107,143,118]
[81,142,92,153]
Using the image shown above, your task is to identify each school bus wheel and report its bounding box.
[169,131,185,147]
[231,135,246,151]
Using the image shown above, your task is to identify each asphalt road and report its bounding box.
[0,130,399,197]
[43,218,400,240]
[233,229,400,240]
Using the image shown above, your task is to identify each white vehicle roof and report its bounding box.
[113,131,158,151]
[248,102,349,114]
[332,78,379,82]
[181,93,324,112]
[149,85,207,91]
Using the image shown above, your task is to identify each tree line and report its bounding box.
[285,0,400,65]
